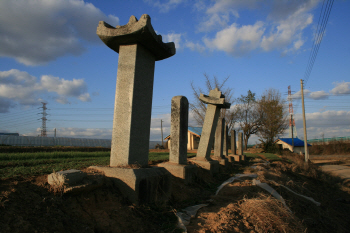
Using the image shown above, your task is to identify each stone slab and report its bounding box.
[189,159,220,174]
[48,169,86,186]
[157,162,197,184]
[240,155,246,161]
[229,155,241,162]
[89,166,171,205]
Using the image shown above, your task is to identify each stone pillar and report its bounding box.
[214,117,225,159]
[169,96,188,164]
[223,125,229,157]
[238,132,244,155]
[192,88,230,173]
[96,14,175,167]
[158,96,197,184]
[91,14,175,205]
[231,130,236,155]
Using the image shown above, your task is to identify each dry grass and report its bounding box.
[239,193,306,233]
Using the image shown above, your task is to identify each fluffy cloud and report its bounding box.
[204,22,265,56]
[0,69,91,112]
[309,91,329,100]
[144,0,186,13]
[293,110,350,139]
[199,0,319,56]
[163,33,183,49]
[0,0,119,66]
[330,82,350,95]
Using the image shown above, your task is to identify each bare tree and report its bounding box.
[256,88,288,145]
[190,73,237,132]
[236,90,260,150]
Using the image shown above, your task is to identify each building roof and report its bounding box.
[164,126,203,140]
[188,127,202,137]
[276,138,311,147]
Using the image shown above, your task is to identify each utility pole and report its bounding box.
[39,102,48,137]
[301,80,309,162]
[161,119,164,148]
[288,86,295,150]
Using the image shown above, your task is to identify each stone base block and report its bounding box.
[48,169,86,186]
[189,159,220,174]
[157,162,197,184]
[240,155,246,161]
[89,166,171,205]
[229,155,241,162]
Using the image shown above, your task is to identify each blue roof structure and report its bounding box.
[188,127,202,136]
[277,138,311,147]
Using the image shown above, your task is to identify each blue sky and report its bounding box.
[0,0,349,144]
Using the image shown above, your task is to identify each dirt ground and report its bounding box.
[1,154,350,233]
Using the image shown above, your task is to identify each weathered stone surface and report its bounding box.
[170,96,188,164]
[97,14,175,61]
[231,130,236,155]
[110,44,155,167]
[190,159,220,174]
[223,125,229,157]
[157,162,197,184]
[48,169,86,186]
[195,88,231,161]
[214,117,225,160]
[238,132,244,155]
[89,166,171,205]
[230,155,241,162]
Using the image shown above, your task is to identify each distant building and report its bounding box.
[0,133,19,136]
[275,137,311,155]
[164,126,202,150]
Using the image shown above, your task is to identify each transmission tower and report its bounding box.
[288,86,297,140]
[40,102,48,137]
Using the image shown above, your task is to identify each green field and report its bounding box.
[0,151,196,179]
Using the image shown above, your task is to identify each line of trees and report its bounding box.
[191,75,288,149]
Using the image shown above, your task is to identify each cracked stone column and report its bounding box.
[97,15,175,167]
[195,88,231,162]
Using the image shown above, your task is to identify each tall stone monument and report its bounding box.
[223,125,229,157]
[214,117,228,165]
[191,88,230,173]
[158,96,197,184]
[90,14,175,204]
[96,14,175,167]
[231,130,237,155]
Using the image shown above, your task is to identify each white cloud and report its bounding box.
[198,0,319,56]
[163,33,183,50]
[185,41,205,53]
[330,82,350,95]
[294,110,350,139]
[291,89,311,99]
[0,0,119,65]
[204,21,265,56]
[0,69,91,112]
[144,0,186,13]
[309,90,329,100]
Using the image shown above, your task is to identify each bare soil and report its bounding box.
[1,154,350,233]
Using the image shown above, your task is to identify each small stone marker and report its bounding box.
[231,130,237,155]
[223,125,229,157]
[238,132,244,155]
[158,96,196,184]
[214,117,225,160]
[192,88,230,173]
[170,96,188,164]
[97,14,175,167]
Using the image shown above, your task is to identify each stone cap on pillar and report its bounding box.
[199,88,231,108]
[97,14,176,61]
